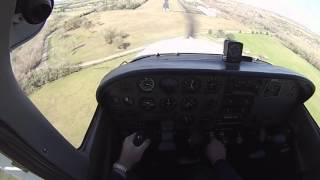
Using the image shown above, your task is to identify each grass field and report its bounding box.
[30,54,136,147]
[234,33,320,122]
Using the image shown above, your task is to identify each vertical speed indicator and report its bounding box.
[182,78,201,92]
[138,77,155,92]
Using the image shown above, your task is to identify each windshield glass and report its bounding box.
[10,0,320,147]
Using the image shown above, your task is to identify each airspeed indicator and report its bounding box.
[138,77,155,92]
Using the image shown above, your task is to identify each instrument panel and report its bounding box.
[97,54,315,180]
[100,72,301,155]
[104,74,299,120]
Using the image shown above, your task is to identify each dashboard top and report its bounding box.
[96,54,315,104]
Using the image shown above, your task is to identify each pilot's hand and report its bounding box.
[206,138,226,165]
[117,133,151,170]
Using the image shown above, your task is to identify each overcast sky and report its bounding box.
[235,0,320,35]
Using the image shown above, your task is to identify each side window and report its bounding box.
[10,0,144,148]
[0,152,42,180]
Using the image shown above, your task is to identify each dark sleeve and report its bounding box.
[106,169,126,180]
[212,159,242,180]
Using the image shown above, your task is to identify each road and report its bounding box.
[78,46,145,68]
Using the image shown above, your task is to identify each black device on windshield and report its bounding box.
[223,40,244,70]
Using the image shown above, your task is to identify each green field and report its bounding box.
[234,33,320,122]
[30,54,136,147]
[30,34,320,147]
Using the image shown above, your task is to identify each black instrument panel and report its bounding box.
[104,74,300,121]
[101,72,301,153]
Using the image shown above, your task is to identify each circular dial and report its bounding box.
[160,97,177,111]
[182,78,201,92]
[181,97,198,110]
[138,77,155,92]
[207,77,222,93]
[139,97,156,110]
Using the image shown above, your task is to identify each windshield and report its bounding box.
[10,0,320,148]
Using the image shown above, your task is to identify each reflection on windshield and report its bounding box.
[10,0,320,147]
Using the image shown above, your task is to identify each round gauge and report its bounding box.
[182,78,201,92]
[138,77,155,92]
[176,114,194,127]
[160,97,177,111]
[139,97,156,110]
[207,78,220,93]
[181,97,198,110]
